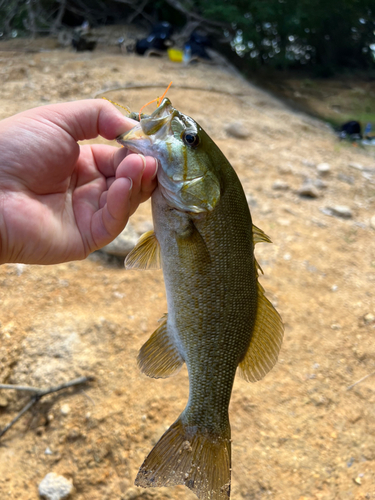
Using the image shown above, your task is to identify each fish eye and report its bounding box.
[182,131,199,147]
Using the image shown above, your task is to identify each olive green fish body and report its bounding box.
[117,99,283,500]
[153,162,257,423]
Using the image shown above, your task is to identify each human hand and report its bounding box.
[0,99,157,265]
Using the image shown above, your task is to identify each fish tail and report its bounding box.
[135,416,231,500]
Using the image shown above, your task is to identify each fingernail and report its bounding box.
[127,177,133,191]
[137,153,146,171]
[151,158,158,180]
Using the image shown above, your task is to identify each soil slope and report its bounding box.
[0,41,374,500]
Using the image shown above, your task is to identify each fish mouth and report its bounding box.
[117,98,175,155]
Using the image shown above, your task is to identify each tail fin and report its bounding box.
[135,417,231,500]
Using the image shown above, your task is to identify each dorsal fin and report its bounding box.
[252,224,272,245]
[138,315,184,378]
[252,224,271,276]
[238,281,284,382]
[125,230,161,270]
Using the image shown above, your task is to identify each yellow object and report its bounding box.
[168,48,183,62]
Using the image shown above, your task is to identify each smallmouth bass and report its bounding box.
[117,98,283,500]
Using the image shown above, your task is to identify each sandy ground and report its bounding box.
[0,40,374,500]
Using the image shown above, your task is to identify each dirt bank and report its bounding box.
[0,41,374,500]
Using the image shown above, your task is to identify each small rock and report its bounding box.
[101,223,138,258]
[277,218,291,226]
[364,313,375,324]
[338,173,355,185]
[45,447,53,455]
[272,180,289,191]
[225,122,250,139]
[314,179,328,189]
[317,162,330,175]
[331,324,342,330]
[15,263,26,276]
[60,404,70,416]
[349,162,363,171]
[370,215,375,230]
[327,205,353,219]
[278,164,293,174]
[38,472,73,500]
[301,159,316,168]
[297,182,320,198]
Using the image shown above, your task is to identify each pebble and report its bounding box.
[370,215,375,230]
[297,182,320,198]
[337,173,355,185]
[38,472,73,500]
[331,324,342,330]
[15,263,26,276]
[327,205,353,219]
[317,162,330,175]
[349,162,363,171]
[314,179,328,189]
[277,218,291,226]
[364,313,375,324]
[60,404,70,416]
[278,164,293,174]
[101,223,139,258]
[301,159,315,168]
[272,179,290,190]
[225,122,250,139]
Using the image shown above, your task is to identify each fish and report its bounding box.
[117,98,283,500]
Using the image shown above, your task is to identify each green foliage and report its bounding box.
[0,0,374,73]
[189,0,375,72]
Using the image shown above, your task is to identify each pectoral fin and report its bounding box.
[125,230,161,270]
[238,282,284,382]
[176,221,211,272]
[138,315,184,378]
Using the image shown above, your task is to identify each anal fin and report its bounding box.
[138,315,184,378]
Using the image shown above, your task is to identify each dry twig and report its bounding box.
[0,375,94,439]
[346,370,375,391]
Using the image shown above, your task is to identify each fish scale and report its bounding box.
[117,97,284,500]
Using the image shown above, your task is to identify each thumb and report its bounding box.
[32,98,137,142]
